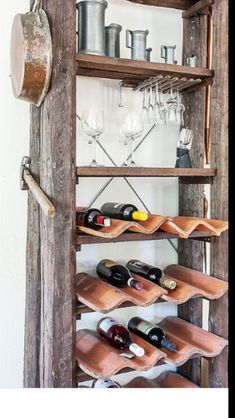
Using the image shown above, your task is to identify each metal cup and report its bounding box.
[77,0,108,56]
[126,29,149,61]
[161,45,177,64]
[186,55,197,67]
[105,23,122,58]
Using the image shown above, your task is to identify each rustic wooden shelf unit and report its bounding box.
[24,0,228,389]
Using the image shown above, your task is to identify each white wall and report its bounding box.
[0,0,30,388]
[76,0,182,386]
[0,0,182,388]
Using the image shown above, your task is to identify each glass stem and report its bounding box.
[129,138,135,166]
[122,142,128,167]
[91,136,98,166]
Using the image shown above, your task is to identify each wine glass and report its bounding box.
[81,110,104,167]
[121,112,144,166]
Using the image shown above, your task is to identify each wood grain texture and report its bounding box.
[178,13,208,386]
[76,230,212,247]
[24,105,41,388]
[39,0,77,387]
[127,0,196,10]
[76,166,216,179]
[208,0,228,388]
[182,0,214,18]
[76,53,214,85]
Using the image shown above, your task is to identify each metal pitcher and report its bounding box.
[126,29,149,61]
[77,0,108,56]
[105,23,122,58]
[161,45,177,64]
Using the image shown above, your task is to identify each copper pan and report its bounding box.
[10,0,52,107]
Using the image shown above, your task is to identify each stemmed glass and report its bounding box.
[81,110,104,167]
[120,112,144,166]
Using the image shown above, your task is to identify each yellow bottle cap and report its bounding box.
[132,211,149,221]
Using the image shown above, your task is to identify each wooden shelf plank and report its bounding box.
[76,166,216,181]
[76,230,213,248]
[76,53,214,88]
[126,0,196,10]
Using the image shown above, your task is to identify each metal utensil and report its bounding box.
[10,0,52,106]
[105,23,122,58]
[161,45,177,64]
[126,29,149,61]
[77,0,108,56]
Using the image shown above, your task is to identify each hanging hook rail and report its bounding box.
[134,74,202,94]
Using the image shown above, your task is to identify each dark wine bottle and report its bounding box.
[97,317,145,357]
[128,317,176,352]
[126,259,176,290]
[96,259,144,291]
[76,207,111,229]
[100,202,148,222]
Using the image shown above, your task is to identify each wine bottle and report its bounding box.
[97,317,145,357]
[126,259,176,290]
[96,259,144,291]
[100,202,148,222]
[91,379,121,388]
[76,207,111,229]
[128,317,176,352]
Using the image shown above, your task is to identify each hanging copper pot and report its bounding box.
[10,0,52,107]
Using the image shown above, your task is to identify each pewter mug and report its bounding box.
[161,45,177,64]
[77,0,108,56]
[126,29,149,61]
[186,55,197,67]
[105,23,122,58]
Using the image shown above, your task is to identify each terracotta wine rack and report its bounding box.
[77,371,199,388]
[77,214,228,240]
[75,329,166,379]
[75,317,227,379]
[124,371,199,388]
[157,317,228,366]
[76,273,167,313]
[161,264,228,304]
[76,264,228,313]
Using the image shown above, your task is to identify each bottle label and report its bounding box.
[129,343,145,357]
[98,317,119,333]
[93,379,120,388]
[135,321,158,339]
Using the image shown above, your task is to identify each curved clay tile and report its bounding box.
[77,214,228,239]
[157,316,228,366]
[125,371,199,388]
[161,217,228,238]
[76,273,167,313]
[161,264,228,304]
[75,329,166,379]
[77,215,171,239]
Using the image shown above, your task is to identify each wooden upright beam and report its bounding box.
[208,0,228,388]
[24,106,41,388]
[127,0,196,10]
[38,0,76,387]
[178,13,208,386]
